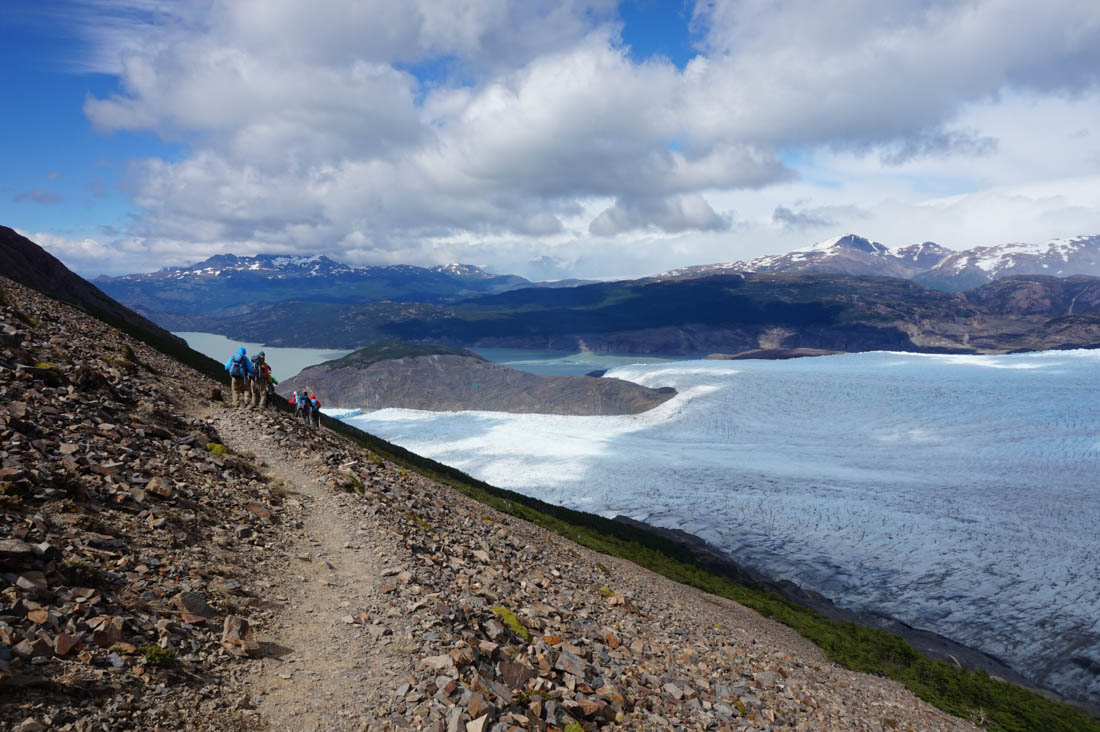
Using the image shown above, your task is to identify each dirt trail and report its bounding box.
[207,408,414,731]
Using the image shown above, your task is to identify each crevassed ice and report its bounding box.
[342,350,1100,703]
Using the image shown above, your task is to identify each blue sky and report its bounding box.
[3,1,1100,278]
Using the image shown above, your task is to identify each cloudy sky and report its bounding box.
[3,0,1100,279]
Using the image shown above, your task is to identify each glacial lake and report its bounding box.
[173,331,353,382]
[335,349,1100,704]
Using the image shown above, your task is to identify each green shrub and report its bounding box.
[140,645,177,666]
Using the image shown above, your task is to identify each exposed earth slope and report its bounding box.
[278,342,676,415]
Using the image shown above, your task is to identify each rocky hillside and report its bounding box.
[4,261,1098,729]
[278,343,676,415]
[0,276,279,730]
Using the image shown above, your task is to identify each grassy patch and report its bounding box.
[205,442,228,456]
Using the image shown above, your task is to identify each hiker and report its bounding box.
[292,390,312,425]
[249,351,278,408]
[309,393,322,428]
[223,347,254,408]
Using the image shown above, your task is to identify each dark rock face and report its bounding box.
[0,227,185,350]
[279,354,676,415]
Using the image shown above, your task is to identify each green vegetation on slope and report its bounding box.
[318,413,1099,732]
[321,340,483,370]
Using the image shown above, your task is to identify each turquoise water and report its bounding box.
[173,331,353,382]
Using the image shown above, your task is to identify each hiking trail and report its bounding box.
[206,407,416,731]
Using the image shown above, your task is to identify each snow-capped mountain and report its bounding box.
[915,235,1100,291]
[660,234,953,280]
[127,253,358,280]
[659,233,1100,291]
[893,241,955,270]
[115,253,510,282]
[96,253,533,317]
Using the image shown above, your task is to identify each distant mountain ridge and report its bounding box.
[659,233,1100,290]
[95,252,536,317]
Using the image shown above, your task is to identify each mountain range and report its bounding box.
[93,252,590,318]
[26,228,1100,357]
[93,233,1100,329]
[659,233,1100,290]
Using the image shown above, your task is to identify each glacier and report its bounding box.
[339,350,1100,703]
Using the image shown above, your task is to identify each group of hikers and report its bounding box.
[223,346,323,428]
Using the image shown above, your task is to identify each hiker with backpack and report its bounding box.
[248,351,278,408]
[224,347,254,408]
[292,390,312,425]
[309,393,322,428]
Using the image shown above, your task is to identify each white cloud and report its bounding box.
[590,194,730,236]
[37,0,1100,277]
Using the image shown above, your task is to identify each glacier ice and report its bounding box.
[341,350,1100,703]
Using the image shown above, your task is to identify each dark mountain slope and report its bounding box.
[0,226,186,352]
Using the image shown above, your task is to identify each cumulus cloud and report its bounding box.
[30,0,1100,276]
[590,194,730,236]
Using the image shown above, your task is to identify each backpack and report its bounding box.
[250,355,262,379]
[230,354,245,378]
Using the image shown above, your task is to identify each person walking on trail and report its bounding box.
[309,393,322,428]
[292,389,312,425]
[248,351,278,408]
[224,347,254,408]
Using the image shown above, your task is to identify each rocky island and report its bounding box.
[278,341,677,415]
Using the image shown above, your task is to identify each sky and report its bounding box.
[3,0,1100,280]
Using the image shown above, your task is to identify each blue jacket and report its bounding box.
[225,347,254,377]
